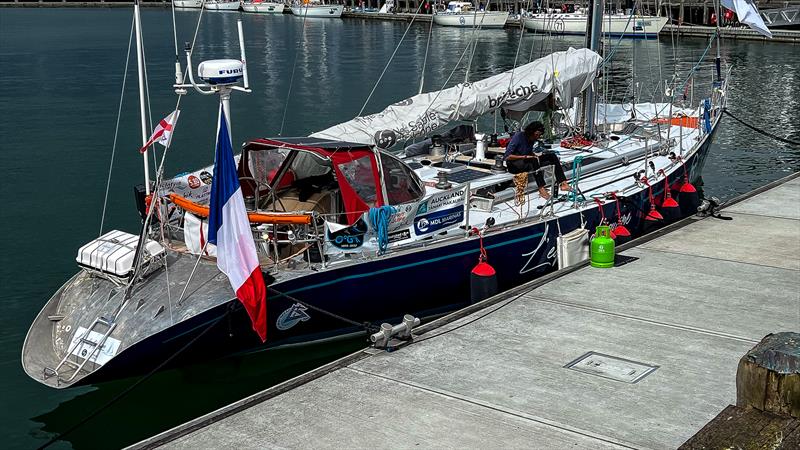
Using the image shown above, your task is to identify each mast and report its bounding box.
[123,0,153,304]
[713,0,722,82]
[134,0,151,196]
[581,0,604,137]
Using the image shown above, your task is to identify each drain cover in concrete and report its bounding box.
[565,352,658,383]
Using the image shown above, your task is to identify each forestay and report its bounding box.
[311,48,602,148]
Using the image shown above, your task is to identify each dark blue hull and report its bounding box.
[82,127,717,385]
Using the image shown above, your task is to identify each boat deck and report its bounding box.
[132,173,800,449]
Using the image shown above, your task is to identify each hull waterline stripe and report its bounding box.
[162,231,544,344]
[281,231,545,297]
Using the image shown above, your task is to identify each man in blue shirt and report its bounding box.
[503,121,570,199]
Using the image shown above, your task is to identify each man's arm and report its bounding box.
[503,134,539,161]
[505,154,537,161]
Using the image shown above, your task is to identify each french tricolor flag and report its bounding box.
[208,106,267,342]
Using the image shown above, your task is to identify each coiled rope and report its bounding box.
[368,205,397,254]
[513,172,528,206]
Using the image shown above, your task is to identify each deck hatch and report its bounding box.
[565,351,658,383]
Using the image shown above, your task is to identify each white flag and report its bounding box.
[139,110,181,153]
[721,0,772,38]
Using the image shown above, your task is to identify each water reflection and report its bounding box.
[2,8,798,450]
[31,337,365,449]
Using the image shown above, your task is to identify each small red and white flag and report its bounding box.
[139,110,180,154]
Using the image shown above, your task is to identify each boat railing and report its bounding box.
[42,316,116,386]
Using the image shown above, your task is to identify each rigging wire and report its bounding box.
[357,1,426,117]
[463,0,489,84]
[414,17,486,128]
[99,16,135,237]
[525,4,539,63]
[278,4,311,135]
[506,0,535,91]
[598,5,637,69]
[418,9,435,94]
[123,2,207,300]
[455,0,497,114]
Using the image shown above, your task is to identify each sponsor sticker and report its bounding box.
[414,206,464,235]
[327,218,368,250]
[417,188,466,216]
[187,175,201,189]
[387,228,411,243]
[388,203,416,231]
[199,171,213,185]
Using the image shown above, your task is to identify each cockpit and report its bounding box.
[238,138,425,225]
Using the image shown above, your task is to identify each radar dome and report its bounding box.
[197,59,244,86]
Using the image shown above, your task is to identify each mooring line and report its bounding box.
[723,109,800,147]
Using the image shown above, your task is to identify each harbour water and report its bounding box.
[0,8,798,449]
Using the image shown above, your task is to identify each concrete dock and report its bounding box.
[662,24,800,44]
[134,174,800,449]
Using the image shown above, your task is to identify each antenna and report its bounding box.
[174,18,251,133]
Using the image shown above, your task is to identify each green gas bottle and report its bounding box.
[590,225,615,268]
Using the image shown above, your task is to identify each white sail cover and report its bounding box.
[311,47,602,148]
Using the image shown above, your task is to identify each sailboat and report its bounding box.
[290,0,344,17]
[524,5,668,37]
[23,0,739,389]
[242,0,287,13]
[174,0,204,8]
[205,0,242,11]
[432,1,510,28]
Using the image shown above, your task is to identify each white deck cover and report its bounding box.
[311,48,602,148]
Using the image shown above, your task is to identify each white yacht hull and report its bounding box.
[290,4,344,17]
[524,14,668,37]
[205,1,242,11]
[432,11,509,28]
[173,0,204,8]
[242,2,285,13]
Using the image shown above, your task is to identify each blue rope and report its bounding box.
[567,156,585,203]
[369,205,397,254]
